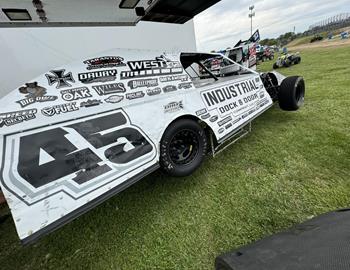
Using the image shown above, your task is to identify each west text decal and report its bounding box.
[78,69,117,84]
[42,102,79,117]
[0,109,37,127]
[84,56,126,70]
[120,56,183,79]
[17,82,57,108]
[128,79,158,90]
[60,87,92,101]
[46,70,75,89]
[92,83,126,96]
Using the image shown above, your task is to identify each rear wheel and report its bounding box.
[278,76,305,111]
[295,57,301,64]
[283,60,291,68]
[160,119,207,177]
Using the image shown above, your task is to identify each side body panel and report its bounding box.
[0,49,272,242]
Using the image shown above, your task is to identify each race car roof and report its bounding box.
[0,0,221,28]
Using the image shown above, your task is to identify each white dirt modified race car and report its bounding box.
[0,49,305,244]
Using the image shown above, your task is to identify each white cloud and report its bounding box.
[194,0,349,51]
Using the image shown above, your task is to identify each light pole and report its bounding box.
[248,5,255,36]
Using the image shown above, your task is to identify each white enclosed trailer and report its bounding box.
[0,0,221,97]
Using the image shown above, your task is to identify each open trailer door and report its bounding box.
[0,0,221,27]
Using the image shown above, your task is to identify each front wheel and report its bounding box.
[160,119,207,177]
[278,76,305,111]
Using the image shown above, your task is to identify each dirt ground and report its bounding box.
[289,37,350,51]
[289,27,350,50]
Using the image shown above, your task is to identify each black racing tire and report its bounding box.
[273,63,279,69]
[295,57,301,64]
[160,119,207,177]
[278,76,305,111]
[283,61,291,68]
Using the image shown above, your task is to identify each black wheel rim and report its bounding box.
[169,129,199,165]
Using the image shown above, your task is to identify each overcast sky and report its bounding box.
[194,0,349,51]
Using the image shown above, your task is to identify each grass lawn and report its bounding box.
[1,45,350,270]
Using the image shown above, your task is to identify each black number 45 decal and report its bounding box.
[17,112,154,188]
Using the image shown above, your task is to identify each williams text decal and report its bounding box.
[92,83,126,96]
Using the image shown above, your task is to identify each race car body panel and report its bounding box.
[0,49,273,243]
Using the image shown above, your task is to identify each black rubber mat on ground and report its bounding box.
[216,209,350,270]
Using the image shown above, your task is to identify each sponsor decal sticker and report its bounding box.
[105,95,124,104]
[218,116,233,127]
[42,102,79,117]
[225,123,233,130]
[120,55,183,79]
[92,83,126,96]
[196,108,207,116]
[201,113,210,120]
[178,82,194,89]
[78,69,117,84]
[80,99,103,108]
[218,127,225,134]
[46,70,75,89]
[126,91,145,100]
[60,87,92,101]
[146,87,161,96]
[162,85,177,93]
[0,109,37,127]
[232,117,241,125]
[128,79,158,90]
[17,82,57,108]
[201,79,262,117]
[209,115,219,122]
[84,56,126,70]
[160,75,188,83]
[164,101,184,113]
